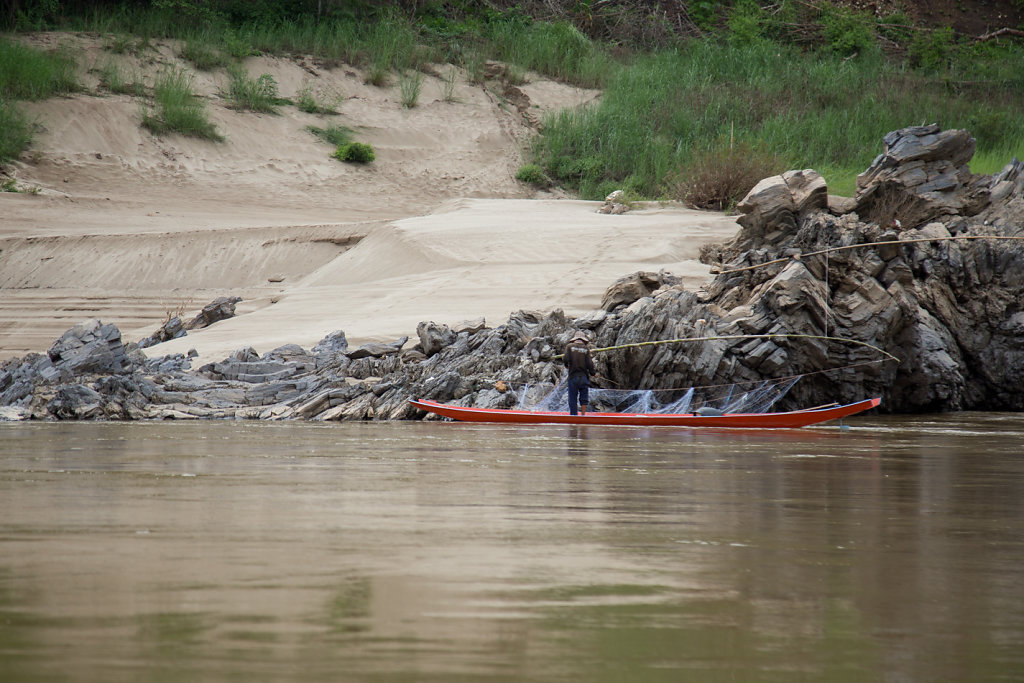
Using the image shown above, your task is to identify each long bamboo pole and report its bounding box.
[555,333,901,364]
[717,234,1024,275]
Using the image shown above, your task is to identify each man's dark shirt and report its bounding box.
[564,342,594,381]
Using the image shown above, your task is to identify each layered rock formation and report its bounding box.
[2,125,1023,421]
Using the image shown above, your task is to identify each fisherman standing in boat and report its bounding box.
[563,331,596,416]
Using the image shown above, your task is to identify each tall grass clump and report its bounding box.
[440,67,459,102]
[225,65,282,113]
[0,97,35,163]
[399,70,423,108]
[96,60,146,96]
[487,18,609,88]
[0,37,79,162]
[180,39,229,71]
[141,68,222,140]
[0,37,78,100]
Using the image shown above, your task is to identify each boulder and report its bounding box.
[417,321,457,357]
[598,189,629,214]
[184,296,242,330]
[137,316,186,349]
[312,330,349,357]
[47,319,132,375]
[854,125,987,227]
[601,271,680,311]
[734,169,828,248]
[347,336,409,360]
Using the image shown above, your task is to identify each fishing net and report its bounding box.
[517,375,800,415]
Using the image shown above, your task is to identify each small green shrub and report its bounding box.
[142,68,223,140]
[819,5,878,57]
[222,29,256,60]
[515,163,550,187]
[909,26,955,72]
[333,141,375,163]
[727,0,768,45]
[307,124,353,147]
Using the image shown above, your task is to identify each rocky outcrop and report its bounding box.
[186,296,242,330]
[2,125,1022,420]
[600,270,681,311]
[852,124,990,229]
[733,169,829,248]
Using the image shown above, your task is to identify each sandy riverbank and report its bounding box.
[0,32,739,364]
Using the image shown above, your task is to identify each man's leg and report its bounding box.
[579,383,589,415]
[567,376,579,415]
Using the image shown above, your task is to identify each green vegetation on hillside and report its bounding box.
[0,36,78,162]
[141,68,223,140]
[532,37,1024,200]
[2,0,1023,202]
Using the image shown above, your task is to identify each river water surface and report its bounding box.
[2,414,1023,682]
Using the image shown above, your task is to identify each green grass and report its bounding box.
[0,37,79,162]
[485,19,610,88]
[399,70,423,108]
[0,37,78,100]
[225,65,284,113]
[141,68,222,140]
[296,85,340,114]
[0,97,35,163]
[180,40,229,71]
[333,141,375,163]
[529,38,1024,203]
[95,60,146,96]
[6,3,1024,205]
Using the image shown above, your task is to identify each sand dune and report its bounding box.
[0,33,739,363]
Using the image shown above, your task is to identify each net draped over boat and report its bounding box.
[517,376,801,415]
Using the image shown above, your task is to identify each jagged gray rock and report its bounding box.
[734,169,828,248]
[137,296,242,348]
[601,271,681,311]
[417,321,457,357]
[48,319,131,375]
[853,124,990,229]
[185,296,242,330]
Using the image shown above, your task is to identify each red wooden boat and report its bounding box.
[409,397,881,429]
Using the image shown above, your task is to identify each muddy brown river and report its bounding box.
[2,414,1023,681]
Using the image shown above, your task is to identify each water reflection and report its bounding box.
[1,415,1023,681]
